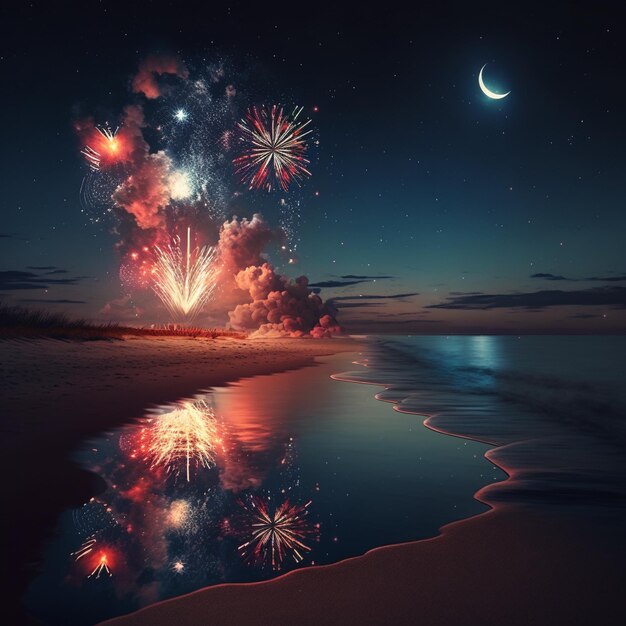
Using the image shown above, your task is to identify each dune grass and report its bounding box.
[0,304,246,340]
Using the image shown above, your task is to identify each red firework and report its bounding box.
[80,124,133,170]
[119,247,157,290]
[233,105,313,192]
[237,497,317,570]
[71,538,116,579]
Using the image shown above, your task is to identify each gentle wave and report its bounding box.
[334,336,626,512]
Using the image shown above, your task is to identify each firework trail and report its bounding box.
[144,400,219,482]
[238,497,316,570]
[72,537,114,579]
[152,227,220,320]
[234,105,313,192]
[278,197,301,261]
[71,536,97,561]
[88,552,112,579]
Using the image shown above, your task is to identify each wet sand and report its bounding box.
[99,336,626,626]
[0,335,356,624]
[100,506,624,626]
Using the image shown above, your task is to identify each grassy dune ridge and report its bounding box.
[0,304,246,340]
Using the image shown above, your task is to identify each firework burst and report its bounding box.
[144,400,219,482]
[71,537,114,579]
[88,551,113,579]
[152,227,220,320]
[81,125,121,171]
[234,105,313,192]
[238,497,316,570]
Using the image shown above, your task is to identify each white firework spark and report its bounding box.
[174,109,188,122]
[234,105,313,192]
[71,536,97,561]
[169,170,195,200]
[152,227,220,320]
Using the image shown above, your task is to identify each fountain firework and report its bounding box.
[152,227,220,321]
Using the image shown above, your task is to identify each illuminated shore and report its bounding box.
[99,336,626,626]
[1,335,357,623]
[99,506,624,626]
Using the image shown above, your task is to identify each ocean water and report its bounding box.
[24,336,626,624]
[346,336,626,512]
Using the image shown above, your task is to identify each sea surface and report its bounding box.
[25,336,626,624]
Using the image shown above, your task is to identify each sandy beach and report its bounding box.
[1,335,357,624]
[5,2,626,624]
[100,507,624,626]
[94,335,624,626]
[5,335,626,625]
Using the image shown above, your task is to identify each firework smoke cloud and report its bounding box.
[132,54,189,99]
[74,53,340,335]
[112,152,172,230]
[218,214,275,271]
[229,263,340,338]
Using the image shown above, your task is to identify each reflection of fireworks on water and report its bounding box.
[71,536,114,579]
[72,498,119,536]
[238,497,317,570]
[143,400,219,482]
[167,499,191,527]
[234,105,313,192]
[71,536,97,561]
[152,227,220,320]
[165,499,201,533]
[88,551,112,578]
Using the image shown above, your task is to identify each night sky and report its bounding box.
[2,1,625,333]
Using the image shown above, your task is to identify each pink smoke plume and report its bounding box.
[112,151,172,230]
[218,215,341,338]
[131,54,189,99]
[218,214,275,271]
[73,104,149,171]
[119,104,151,161]
[76,102,173,232]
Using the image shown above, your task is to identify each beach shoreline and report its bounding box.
[1,335,358,624]
[98,336,626,626]
[99,505,624,626]
[7,335,626,625]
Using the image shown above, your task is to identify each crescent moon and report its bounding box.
[478,64,510,100]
